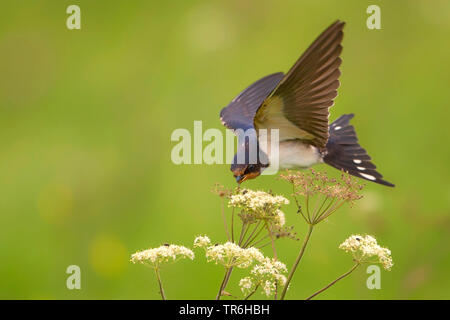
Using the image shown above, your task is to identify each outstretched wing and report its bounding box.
[220,72,284,132]
[256,20,345,148]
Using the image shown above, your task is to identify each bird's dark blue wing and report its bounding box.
[220,72,284,132]
[259,20,345,148]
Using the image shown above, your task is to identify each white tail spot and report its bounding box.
[334,126,342,130]
[353,159,362,164]
[357,166,366,171]
[359,173,376,181]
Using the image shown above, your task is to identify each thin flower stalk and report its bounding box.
[244,284,259,300]
[279,170,364,299]
[305,234,393,299]
[154,267,166,300]
[210,187,295,298]
[130,244,194,300]
[280,224,314,300]
[305,263,360,300]
[216,268,230,300]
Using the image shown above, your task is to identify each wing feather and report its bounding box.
[257,20,345,148]
[220,73,284,132]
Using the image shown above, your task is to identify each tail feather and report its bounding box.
[324,114,394,187]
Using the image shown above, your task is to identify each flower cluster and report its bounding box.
[274,210,286,227]
[279,169,364,224]
[201,241,264,269]
[130,244,194,267]
[211,183,232,198]
[280,169,363,202]
[239,258,288,297]
[229,189,289,227]
[193,235,211,248]
[339,234,393,270]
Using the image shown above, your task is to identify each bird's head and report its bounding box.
[230,134,269,184]
[230,163,262,184]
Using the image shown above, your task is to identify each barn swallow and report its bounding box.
[220,20,394,186]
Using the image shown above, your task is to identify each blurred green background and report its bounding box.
[0,0,449,300]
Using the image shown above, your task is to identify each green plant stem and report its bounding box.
[311,196,328,222]
[306,193,311,222]
[216,268,230,300]
[244,285,259,300]
[239,223,250,246]
[222,266,234,291]
[305,263,360,300]
[237,222,246,245]
[280,224,314,300]
[315,200,345,223]
[256,240,274,249]
[231,207,235,242]
[314,197,335,221]
[221,199,231,241]
[218,219,249,299]
[250,233,270,247]
[243,221,262,247]
[265,223,278,260]
[154,267,166,300]
[292,185,300,207]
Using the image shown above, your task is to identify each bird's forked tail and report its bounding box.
[323,114,394,187]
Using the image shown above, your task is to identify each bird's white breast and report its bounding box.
[258,130,322,169]
[277,140,322,169]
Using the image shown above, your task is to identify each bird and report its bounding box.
[219,20,394,187]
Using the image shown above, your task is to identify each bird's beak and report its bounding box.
[235,175,243,184]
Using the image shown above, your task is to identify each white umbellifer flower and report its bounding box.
[205,242,264,269]
[339,234,393,270]
[263,280,275,297]
[193,235,211,248]
[239,257,288,297]
[239,277,253,291]
[130,244,194,267]
[274,210,286,227]
[229,190,289,226]
[245,247,265,263]
[229,190,289,210]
